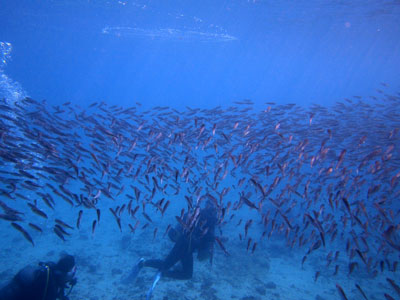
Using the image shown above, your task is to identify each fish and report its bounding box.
[333,265,339,276]
[109,208,122,231]
[314,271,320,282]
[53,226,66,241]
[92,220,97,235]
[306,240,321,255]
[161,200,170,216]
[55,219,73,229]
[240,194,258,211]
[90,152,101,167]
[28,223,43,233]
[76,210,83,229]
[143,212,153,223]
[387,278,400,296]
[244,219,252,238]
[349,262,358,274]
[163,224,171,237]
[131,205,139,218]
[335,284,348,300]
[335,149,346,170]
[1,93,399,290]
[355,284,369,300]
[247,238,252,252]
[215,237,230,256]
[251,242,257,254]
[54,224,70,236]
[0,213,24,221]
[96,208,101,223]
[93,189,102,200]
[11,223,34,246]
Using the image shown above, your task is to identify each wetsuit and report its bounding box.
[144,206,217,280]
[0,262,72,300]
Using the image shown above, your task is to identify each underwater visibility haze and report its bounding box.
[0,1,400,299]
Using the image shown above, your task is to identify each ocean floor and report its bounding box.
[0,214,398,300]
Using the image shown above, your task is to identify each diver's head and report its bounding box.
[204,196,215,210]
[55,253,76,283]
[201,198,218,227]
[56,254,75,273]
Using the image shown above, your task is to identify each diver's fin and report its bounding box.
[121,258,144,284]
[146,271,161,300]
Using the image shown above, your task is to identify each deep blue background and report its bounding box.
[1,0,399,110]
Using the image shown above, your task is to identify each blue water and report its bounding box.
[1,0,399,109]
[1,1,400,300]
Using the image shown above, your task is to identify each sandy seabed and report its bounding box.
[0,210,397,300]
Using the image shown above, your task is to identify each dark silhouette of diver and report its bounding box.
[146,203,217,279]
[0,253,77,300]
[123,199,217,291]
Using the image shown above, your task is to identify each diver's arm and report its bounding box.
[56,274,76,300]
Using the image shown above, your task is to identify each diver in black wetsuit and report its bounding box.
[145,202,217,280]
[126,200,217,282]
[0,253,77,300]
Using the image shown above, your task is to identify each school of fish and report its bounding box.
[0,90,400,299]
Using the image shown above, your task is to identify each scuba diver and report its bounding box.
[123,198,218,298]
[0,253,77,300]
